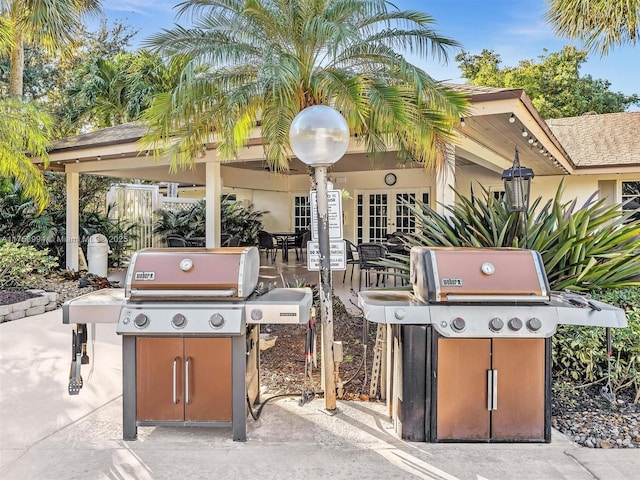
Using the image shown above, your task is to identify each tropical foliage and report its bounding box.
[0,96,52,210]
[0,173,137,267]
[545,0,639,55]
[1,0,102,96]
[553,287,640,403]
[141,0,468,172]
[455,46,639,117]
[154,198,268,246]
[385,182,640,291]
[61,50,187,131]
[0,242,58,288]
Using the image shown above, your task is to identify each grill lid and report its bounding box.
[125,246,260,300]
[410,247,550,303]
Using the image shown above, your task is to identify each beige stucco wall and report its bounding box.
[176,162,638,241]
[456,165,639,209]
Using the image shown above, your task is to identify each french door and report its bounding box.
[355,189,430,243]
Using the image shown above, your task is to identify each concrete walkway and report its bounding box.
[1,310,639,480]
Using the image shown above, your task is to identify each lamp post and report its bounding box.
[502,146,534,247]
[289,105,350,411]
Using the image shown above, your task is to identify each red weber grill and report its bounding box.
[63,246,313,441]
[358,246,628,443]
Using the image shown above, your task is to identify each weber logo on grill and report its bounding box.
[442,278,463,287]
[134,271,156,281]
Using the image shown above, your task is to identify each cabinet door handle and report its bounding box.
[492,370,498,411]
[487,370,493,410]
[185,356,192,405]
[172,357,180,404]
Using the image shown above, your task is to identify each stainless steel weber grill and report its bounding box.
[63,246,313,442]
[358,246,628,443]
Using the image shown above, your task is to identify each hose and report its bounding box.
[246,391,323,420]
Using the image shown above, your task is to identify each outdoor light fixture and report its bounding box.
[528,136,534,144]
[289,105,350,412]
[460,117,466,127]
[509,113,515,123]
[502,146,534,213]
[521,128,528,137]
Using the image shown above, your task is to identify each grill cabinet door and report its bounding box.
[436,338,491,440]
[136,337,184,421]
[491,339,545,440]
[184,337,233,422]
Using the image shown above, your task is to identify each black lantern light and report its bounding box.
[502,146,534,213]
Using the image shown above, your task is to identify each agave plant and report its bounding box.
[386,181,640,291]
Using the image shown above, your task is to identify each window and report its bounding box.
[622,181,640,222]
[293,195,311,232]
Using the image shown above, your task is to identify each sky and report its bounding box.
[99,0,639,101]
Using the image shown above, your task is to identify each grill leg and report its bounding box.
[232,335,247,441]
[122,336,137,440]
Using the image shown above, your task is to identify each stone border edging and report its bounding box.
[0,289,59,322]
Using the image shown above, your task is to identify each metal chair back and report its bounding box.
[356,243,388,290]
[166,234,189,247]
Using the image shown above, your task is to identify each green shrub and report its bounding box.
[154,198,268,246]
[0,242,58,289]
[552,286,640,402]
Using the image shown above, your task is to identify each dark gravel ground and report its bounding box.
[0,290,42,305]
[552,383,640,448]
[4,274,638,448]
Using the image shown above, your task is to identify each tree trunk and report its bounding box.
[9,30,24,97]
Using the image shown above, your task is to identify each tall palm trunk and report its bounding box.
[9,29,24,96]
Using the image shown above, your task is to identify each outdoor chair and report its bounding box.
[356,242,388,291]
[294,230,311,262]
[385,233,409,286]
[343,239,359,285]
[166,234,189,247]
[226,235,241,247]
[257,230,278,263]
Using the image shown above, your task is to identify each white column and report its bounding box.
[205,160,222,248]
[65,170,80,270]
[436,143,456,215]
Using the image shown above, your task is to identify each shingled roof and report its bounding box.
[51,122,147,151]
[547,112,640,168]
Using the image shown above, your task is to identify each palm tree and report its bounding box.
[0,0,100,209]
[545,0,639,55]
[141,0,468,172]
[1,0,102,97]
[0,96,52,210]
[63,51,188,131]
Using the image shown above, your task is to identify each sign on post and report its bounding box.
[307,240,346,271]
[310,190,343,240]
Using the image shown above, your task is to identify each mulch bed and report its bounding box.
[0,290,42,306]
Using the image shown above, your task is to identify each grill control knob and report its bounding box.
[451,317,466,332]
[527,317,542,332]
[250,309,263,321]
[172,313,186,329]
[394,308,406,320]
[508,317,523,331]
[209,313,225,329]
[134,313,149,328]
[489,317,504,332]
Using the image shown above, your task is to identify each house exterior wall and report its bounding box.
[456,166,639,209]
[164,163,638,242]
